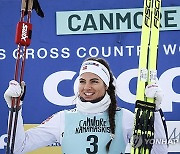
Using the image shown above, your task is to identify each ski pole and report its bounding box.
[6,0,33,153]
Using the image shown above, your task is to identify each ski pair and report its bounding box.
[6,0,33,154]
[131,0,162,154]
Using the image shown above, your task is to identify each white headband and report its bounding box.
[79,60,110,87]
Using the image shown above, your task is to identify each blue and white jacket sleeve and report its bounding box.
[11,109,65,154]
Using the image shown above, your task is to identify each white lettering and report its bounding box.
[13,48,23,59]
[0,134,7,149]
[155,138,162,145]
[114,46,123,56]
[159,67,180,112]
[21,23,28,42]
[126,45,134,56]
[37,48,48,59]
[168,139,174,145]
[13,48,72,59]
[43,71,77,106]
[102,46,111,57]
[163,44,177,55]
[26,48,35,59]
[0,49,6,60]
[11,44,180,60]
[61,47,70,58]
[89,47,99,57]
[50,48,59,59]
[116,69,137,103]
[137,45,141,56]
[77,47,86,58]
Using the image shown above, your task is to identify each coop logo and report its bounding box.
[43,67,180,112]
[21,23,28,42]
[0,134,7,149]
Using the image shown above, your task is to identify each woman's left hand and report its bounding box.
[145,83,163,110]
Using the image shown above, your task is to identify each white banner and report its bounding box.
[56,6,180,35]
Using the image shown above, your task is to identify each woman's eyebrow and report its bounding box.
[90,78,99,81]
[79,78,85,81]
[79,78,99,81]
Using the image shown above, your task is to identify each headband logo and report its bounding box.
[84,62,99,67]
[82,62,100,71]
[82,66,87,70]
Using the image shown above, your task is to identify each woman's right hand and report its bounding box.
[4,80,25,108]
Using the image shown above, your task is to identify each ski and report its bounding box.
[131,0,161,154]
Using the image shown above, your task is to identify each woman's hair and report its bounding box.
[84,57,117,152]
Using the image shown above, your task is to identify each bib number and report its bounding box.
[86,135,98,154]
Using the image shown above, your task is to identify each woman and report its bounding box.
[4,57,168,153]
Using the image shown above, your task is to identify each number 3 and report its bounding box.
[86,135,98,154]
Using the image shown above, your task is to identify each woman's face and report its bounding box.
[78,72,107,101]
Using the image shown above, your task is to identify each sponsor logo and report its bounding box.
[21,23,28,42]
[144,0,152,27]
[154,0,161,29]
[43,67,180,112]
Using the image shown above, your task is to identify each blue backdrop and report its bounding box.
[0,0,180,153]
